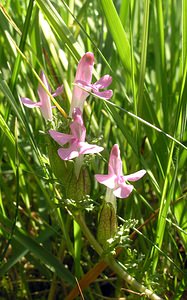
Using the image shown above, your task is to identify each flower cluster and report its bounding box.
[21,52,146,200]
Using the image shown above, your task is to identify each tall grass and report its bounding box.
[0,0,187,299]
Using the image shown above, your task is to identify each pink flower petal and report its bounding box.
[70,119,86,142]
[70,52,94,116]
[79,142,104,155]
[52,85,64,97]
[70,89,89,116]
[95,174,116,189]
[74,80,92,92]
[124,170,146,182]
[94,75,112,89]
[108,144,123,176]
[21,97,41,108]
[71,123,86,142]
[75,80,92,94]
[93,89,113,99]
[58,146,79,160]
[113,184,133,198]
[76,80,113,99]
[37,71,53,120]
[40,104,53,121]
[49,130,73,146]
[70,108,86,142]
[37,73,50,104]
[39,71,51,91]
[72,107,84,126]
[74,52,94,83]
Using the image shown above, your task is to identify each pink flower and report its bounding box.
[49,108,103,160]
[21,71,63,121]
[95,144,146,198]
[76,74,113,99]
[69,52,113,116]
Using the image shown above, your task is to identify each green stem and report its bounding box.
[75,212,163,300]
[74,213,103,256]
[73,220,82,278]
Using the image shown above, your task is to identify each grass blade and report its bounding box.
[100,0,133,79]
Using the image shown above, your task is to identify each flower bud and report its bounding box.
[97,202,117,247]
[66,166,91,201]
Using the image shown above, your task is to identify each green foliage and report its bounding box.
[0,0,187,299]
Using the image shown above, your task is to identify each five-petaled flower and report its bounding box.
[69,52,113,116]
[95,144,146,198]
[21,71,63,121]
[49,108,103,160]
